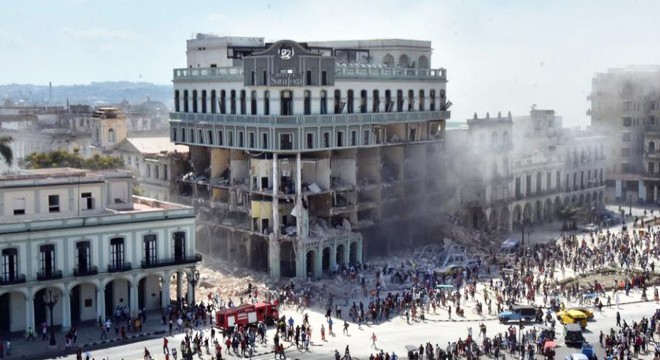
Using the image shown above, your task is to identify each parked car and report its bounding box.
[499,305,539,324]
[580,224,599,233]
[564,324,586,348]
[564,353,589,360]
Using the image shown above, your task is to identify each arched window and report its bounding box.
[250,91,257,115]
[347,90,354,114]
[192,90,198,113]
[108,128,116,143]
[372,90,380,112]
[240,90,246,115]
[320,90,328,114]
[398,54,410,67]
[281,90,293,115]
[183,90,189,112]
[304,90,311,115]
[385,90,392,112]
[201,90,207,113]
[407,90,414,111]
[360,90,367,113]
[418,55,429,69]
[174,90,180,112]
[230,90,236,114]
[419,90,425,111]
[264,91,270,115]
[650,141,656,153]
[396,90,404,112]
[220,90,226,114]
[383,54,394,66]
[210,90,217,114]
[334,90,342,114]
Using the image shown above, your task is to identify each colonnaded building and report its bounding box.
[169,35,450,279]
[0,168,199,334]
[447,109,606,233]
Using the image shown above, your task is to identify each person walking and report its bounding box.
[321,324,326,341]
[26,327,36,341]
[163,337,169,354]
[371,332,378,349]
[343,320,349,335]
[616,311,621,327]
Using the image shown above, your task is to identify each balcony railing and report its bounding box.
[73,265,99,277]
[108,262,132,273]
[37,269,63,281]
[141,253,203,269]
[0,273,26,285]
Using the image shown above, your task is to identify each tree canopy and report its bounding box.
[23,150,124,170]
[0,136,13,165]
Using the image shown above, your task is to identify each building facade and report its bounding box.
[449,109,606,234]
[169,35,450,279]
[113,137,189,201]
[0,168,199,334]
[589,66,660,203]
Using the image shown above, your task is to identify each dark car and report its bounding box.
[564,324,586,348]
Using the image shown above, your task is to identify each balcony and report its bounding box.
[645,152,660,159]
[0,273,26,285]
[73,265,98,277]
[37,269,63,281]
[108,262,133,273]
[141,253,203,269]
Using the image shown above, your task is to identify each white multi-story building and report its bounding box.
[113,137,189,201]
[448,109,606,234]
[0,168,199,334]
[170,34,450,279]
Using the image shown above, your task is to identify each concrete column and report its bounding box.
[176,271,183,302]
[96,288,105,321]
[654,185,658,203]
[330,244,337,272]
[129,283,139,316]
[26,293,34,331]
[187,279,194,305]
[296,247,306,279]
[314,246,323,279]
[61,291,71,329]
[356,239,363,263]
[270,154,281,279]
[162,270,171,308]
[343,241,350,265]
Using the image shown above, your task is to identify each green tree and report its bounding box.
[0,136,12,166]
[23,150,123,170]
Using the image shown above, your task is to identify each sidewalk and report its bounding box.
[3,312,168,360]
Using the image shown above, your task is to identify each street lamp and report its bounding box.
[188,265,200,306]
[43,289,58,346]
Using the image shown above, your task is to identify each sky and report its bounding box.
[1,0,660,128]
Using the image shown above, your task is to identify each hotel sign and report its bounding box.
[270,72,303,86]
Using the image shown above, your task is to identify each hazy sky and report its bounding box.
[1,0,659,127]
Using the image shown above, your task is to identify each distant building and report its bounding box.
[448,109,606,233]
[113,137,189,201]
[170,34,450,279]
[0,168,199,334]
[90,107,127,151]
[589,66,660,203]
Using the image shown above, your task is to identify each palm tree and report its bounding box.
[0,136,12,166]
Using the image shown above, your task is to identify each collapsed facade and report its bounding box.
[589,66,660,204]
[448,109,606,234]
[169,35,450,279]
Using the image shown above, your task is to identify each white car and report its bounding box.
[565,353,589,360]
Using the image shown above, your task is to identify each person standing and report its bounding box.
[163,337,169,354]
[26,327,36,341]
[371,332,378,349]
[321,324,326,341]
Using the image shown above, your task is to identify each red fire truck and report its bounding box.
[215,301,279,329]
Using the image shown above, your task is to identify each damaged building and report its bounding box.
[169,35,450,279]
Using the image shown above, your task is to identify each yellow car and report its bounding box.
[568,308,594,320]
[556,310,588,328]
